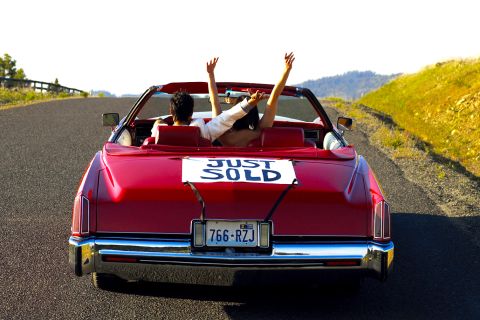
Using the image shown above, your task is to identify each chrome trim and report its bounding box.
[69,236,394,283]
[384,202,391,239]
[94,231,190,235]
[373,201,383,240]
[91,232,371,237]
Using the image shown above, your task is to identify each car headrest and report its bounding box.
[260,127,305,147]
[155,125,202,146]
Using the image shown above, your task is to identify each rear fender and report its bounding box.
[357,156,389,240]
[71,151,104,236]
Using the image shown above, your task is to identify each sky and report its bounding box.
[2,0,480,96]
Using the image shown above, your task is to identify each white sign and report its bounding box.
[182,158,297,184]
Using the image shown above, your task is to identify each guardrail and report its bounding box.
[0,77,85,94]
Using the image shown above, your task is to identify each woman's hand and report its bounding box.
[154,118,167,126]
[206,57,219,74]
[248,90,266,106]
[284,52,295,71]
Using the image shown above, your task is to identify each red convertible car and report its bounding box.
[69,82,394,289]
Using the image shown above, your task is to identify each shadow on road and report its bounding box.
[103,212,480,319]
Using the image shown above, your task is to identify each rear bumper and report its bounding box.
[69,236,394,284]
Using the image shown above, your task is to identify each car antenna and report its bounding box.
[184,181,206,221]
[264,178,298,222]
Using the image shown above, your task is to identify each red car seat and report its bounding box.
[154,125,211,147]
[249,127,315,148]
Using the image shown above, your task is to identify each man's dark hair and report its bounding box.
[170,91,194,123]
[233,103,259,131]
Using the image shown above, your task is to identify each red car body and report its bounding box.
[69,83,394,289]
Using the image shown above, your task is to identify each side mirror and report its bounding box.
[337,117,353,133]
[102,113,119,127]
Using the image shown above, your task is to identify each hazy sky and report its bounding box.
[2,0,479,95]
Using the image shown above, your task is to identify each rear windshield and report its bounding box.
[137,93,319,122]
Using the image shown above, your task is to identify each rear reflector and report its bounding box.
[103,256,138,263]
[72,195,81,235]
[373,200,391,240]
[71,195,89,237]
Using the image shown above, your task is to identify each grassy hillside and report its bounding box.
[358,58,480,176]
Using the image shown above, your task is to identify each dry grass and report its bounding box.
[325,98,424,161]
[0,88,84,110]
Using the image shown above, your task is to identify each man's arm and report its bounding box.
[259,53,295,129]
[207,57,222,117]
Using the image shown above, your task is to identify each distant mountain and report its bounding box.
[121,93,141,98]
[90,90,116,97]
[297,71,400,100]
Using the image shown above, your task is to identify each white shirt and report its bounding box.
[151,99,250,142]
[323,132,342,150]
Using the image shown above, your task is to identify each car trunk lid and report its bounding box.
[96,147,369,236]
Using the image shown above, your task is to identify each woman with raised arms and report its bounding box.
[206,53,295,147]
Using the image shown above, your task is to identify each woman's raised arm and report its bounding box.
[259,52,295,129]
[206,57,222,117]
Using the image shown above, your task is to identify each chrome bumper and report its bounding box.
[69,237,394,284]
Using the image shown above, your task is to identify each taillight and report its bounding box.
[71,195,90,237]
[373,200,391,241]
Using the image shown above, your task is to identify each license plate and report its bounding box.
[206,220,258,247]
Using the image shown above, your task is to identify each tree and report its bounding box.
[48,78,61,93]
[0,55,4,77]
[0,53,17,78]
[14,68,26,80]
[0,53,27,79]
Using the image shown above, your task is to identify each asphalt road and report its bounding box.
[0,98,478,319]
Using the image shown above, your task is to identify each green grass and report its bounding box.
[358,58,480,176]
[0,88,85,109]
